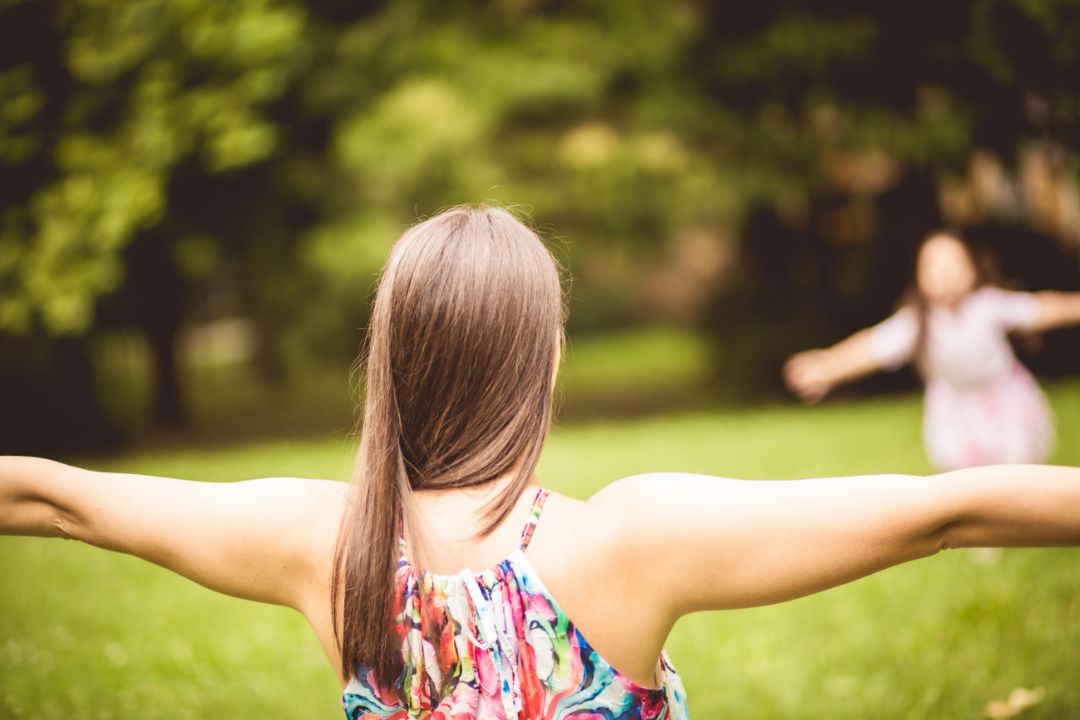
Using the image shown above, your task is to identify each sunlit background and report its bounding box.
[2,1,1079,718]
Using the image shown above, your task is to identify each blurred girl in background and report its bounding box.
[784,229,1080,471]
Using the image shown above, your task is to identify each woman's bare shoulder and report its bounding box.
[528,479,683,681]
[535,478,664,572]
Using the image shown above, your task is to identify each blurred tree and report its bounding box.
[3,0,1079,452]
[0,0,310,450]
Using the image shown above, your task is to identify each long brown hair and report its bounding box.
[330,205,567,688]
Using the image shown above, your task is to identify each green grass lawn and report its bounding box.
[3,365,1079,717]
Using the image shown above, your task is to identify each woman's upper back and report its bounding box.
[341,485,689,719]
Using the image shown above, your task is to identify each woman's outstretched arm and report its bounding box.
[594,465,1080,623]
[0,455,348,614]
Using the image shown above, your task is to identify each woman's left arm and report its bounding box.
[594,464,1080,619]
[1033,291,1080,332]
[0,455,348,613]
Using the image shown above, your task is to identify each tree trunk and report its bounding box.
[0,331,127,457]
[125,229,189,427]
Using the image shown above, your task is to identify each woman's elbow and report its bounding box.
[49,505,83,540]
[932,520,966,553]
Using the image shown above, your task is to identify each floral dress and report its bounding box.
[342,487,690,719]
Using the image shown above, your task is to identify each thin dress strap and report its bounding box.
[397,487,551,561]
[397,513,408,560]
[518,486,550,551]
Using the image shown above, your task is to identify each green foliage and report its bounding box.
[0,0,306,335]
[713,12,878,82]
[2,0,1078,348]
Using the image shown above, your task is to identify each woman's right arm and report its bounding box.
[0,455,79,537]
[594,465,1080,623]
[0,455,347,613]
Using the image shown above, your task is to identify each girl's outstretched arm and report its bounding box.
[1033,291,1080,332]
[0,455,348,614]
[783,326,889,402]
[592,465,1080,625]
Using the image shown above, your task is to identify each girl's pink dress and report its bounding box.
[869,286,1055,471]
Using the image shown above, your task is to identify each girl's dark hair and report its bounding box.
[903,228,993,373]
[330,205,567,689]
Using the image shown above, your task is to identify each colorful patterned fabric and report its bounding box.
[342,487,690,719]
